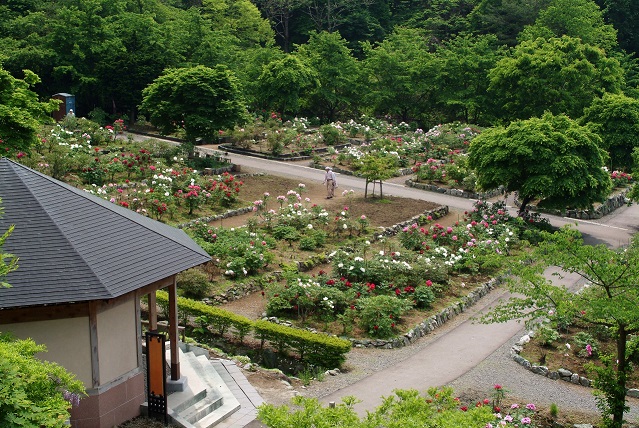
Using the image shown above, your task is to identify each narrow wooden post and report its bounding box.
[148,292,158,332]
[168,276,180,381]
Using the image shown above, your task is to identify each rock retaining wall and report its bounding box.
[405,179,503,200]
[515,189,630,220]
[510,332,639,398]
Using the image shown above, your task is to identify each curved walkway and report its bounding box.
[130,136,639,425]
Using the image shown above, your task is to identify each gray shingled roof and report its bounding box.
[0,158,211,309]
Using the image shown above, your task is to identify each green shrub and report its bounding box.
[357,295,413,338]
[272,225,300,245]
[413,285,436,309]
[253,319,351,368]
[573,331,598,357]
[319,124,346,146]
[537,325,561,346]
[177,268,212,299]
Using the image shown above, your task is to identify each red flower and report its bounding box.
[460,406,468,412]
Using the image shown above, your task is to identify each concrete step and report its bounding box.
[176,352,225,424]
[167,350,208,414]
[191,355,240,428]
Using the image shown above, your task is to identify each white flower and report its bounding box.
[343,224,348,229]
[307,224,313,229]
[338,263,344,268]
[360,267,365,272]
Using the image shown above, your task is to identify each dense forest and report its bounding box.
[1,0,638,129]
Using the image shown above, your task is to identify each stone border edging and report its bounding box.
[510,332,639,398]
[405,179,503,200]
[514,188,630,220]
[350,278,502,349]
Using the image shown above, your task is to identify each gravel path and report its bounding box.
[292,284,639,425]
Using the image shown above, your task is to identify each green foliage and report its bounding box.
[481,227,639,427]
[156,291,351,368]
[468,112,612,214]
[581,92,639,170]
[177,267,212,299]
[361,27,437,125]
[319,124,346,146]
[295,31,360,122]
[0,333,85,427]
[0,66,58,156]
[256,55,318,117]
[537,325,561,346]
[488,36,623,122]
[412,285,436,309]
[0,201,17,288]
[519,0,618,52]
[257,387,503,428]
[140,65,248,144]
[357,295,413,338]
[253,319,351,368]
[573,331,598,358]
[189,225,274,277]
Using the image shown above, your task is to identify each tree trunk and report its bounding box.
[613,327,629,427]
[379,180,383,199]
[364,178,369,198]
[518,195,532,217]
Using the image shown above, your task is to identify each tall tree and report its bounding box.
[488,36,624,122]
[403,0,478,42]
[255,55,318,117]
[139,65,248,146]
[303,0,374,34]
[295,31,360,122]
[361,27,437,124]
[468,112,612,215]
[254,0,306,52]
[580,92,639,171]
[519,0,618,53]
[595,0,639,57]
[468,0,550,47]
[481,227,639,428]
[0,66,58,156]
[433,33,503,125]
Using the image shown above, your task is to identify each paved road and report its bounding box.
[132,135,639,423]
[217,148,639,423]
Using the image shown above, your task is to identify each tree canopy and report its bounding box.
[139,65,248,144]
[487,36,624,122]
[0,66,57,156]
[468,112,612,214]
[580,92,639,170]
[481,227,639,427]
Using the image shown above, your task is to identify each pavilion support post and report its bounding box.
[148,292,158,332]
[168,276,180,381]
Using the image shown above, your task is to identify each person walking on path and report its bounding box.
[323,166,337,199]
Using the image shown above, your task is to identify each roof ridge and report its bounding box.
[0,158,112,298]
[2,158,209,259]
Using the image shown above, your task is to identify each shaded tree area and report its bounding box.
[0,0,637,131]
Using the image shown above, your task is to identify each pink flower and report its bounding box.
[526,403,536,410]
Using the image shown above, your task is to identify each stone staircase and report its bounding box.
[144,344,263,428]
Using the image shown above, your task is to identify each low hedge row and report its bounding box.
[155,291,351,369]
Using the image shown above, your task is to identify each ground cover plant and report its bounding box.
[257,385,541,428]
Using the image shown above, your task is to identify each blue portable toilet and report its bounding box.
[52,93,76,121]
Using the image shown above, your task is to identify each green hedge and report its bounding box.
[155,291,351,369]
[253,320,351,369]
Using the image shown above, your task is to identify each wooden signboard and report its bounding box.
[146,332,167,424]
